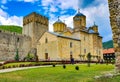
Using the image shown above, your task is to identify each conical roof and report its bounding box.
[75,8,85,17]
[54,16,64,24]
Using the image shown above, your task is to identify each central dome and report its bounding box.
[53,17,66,33]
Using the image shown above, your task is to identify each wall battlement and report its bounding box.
[23,12,48,26]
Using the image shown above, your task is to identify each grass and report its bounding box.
[0,25,22,34]
[0,64,116,82]
[96,76,120,82]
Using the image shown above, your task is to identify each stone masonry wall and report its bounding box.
[0,31,31,61]
[108,0,120,72]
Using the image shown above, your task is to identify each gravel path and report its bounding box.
[0,65,52,73]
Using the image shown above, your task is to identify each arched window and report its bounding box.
[45,38,48,43]
[84,49,86,53]
[70,42,72,48]
[17,37,19,42]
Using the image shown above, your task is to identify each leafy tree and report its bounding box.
[87,53,92,67]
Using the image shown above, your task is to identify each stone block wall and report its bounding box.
[0,31,31,61]
[108,0,120,72]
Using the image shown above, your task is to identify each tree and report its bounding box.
[15,48,19,61]
[87,52,92,67]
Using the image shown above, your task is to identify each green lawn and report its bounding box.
[0,64,116,82]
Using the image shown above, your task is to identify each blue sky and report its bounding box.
[0,0,112,42]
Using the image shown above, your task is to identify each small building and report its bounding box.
[103,48,115,61]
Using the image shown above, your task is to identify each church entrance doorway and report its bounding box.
[45,53,48,60]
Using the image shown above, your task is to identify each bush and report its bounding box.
[19,64,25,67]
[0,63,2,66]
[7,66,11,68]
[12,65,16,68]
[2,66,6,69]
[63,64,66,69]
[75,66,79,70]
[53,64,55,67]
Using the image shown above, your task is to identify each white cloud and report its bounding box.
[47,0,112,42]
[1,5,8,9]
[24,0,38,3]
[0,8,23,26]
[57,0,79,10]
[41,0,79,13]
[1,0,7,4]
[17,0,38,3]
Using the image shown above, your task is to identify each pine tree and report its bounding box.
[15,49,19,61]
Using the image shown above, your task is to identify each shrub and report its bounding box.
[4,60,16,64]
[0,63,2,66]
[2,66,6,69]
[75,66,79,70]
[28,64,33,67]
[53,64,55,67]
[19,64,25,67]
[7,66,11,68]
[63,64,66,69]
[12,65,16,68]
[35,64,41,66]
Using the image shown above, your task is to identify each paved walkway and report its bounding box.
[0,65,52,73]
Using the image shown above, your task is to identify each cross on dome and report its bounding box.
[78,8,80,13]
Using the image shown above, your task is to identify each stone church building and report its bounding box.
[0,9,103,61]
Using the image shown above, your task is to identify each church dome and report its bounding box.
[74,9,85,17]
[55,18,63,23]
[75,12,85,17]
[53,17,66,33]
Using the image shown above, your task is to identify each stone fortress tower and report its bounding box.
[23,12,49,48]
[108,0,120,72]
[0,12,49,61]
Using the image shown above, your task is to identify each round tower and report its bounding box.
[73,9,86,30]
[53,17,66,33]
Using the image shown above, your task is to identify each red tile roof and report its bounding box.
[103,48,114,54]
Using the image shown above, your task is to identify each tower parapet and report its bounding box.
[23,12,48,27]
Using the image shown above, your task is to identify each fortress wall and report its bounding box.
[0,31,31,61]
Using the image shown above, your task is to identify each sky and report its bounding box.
[0,0,112,42]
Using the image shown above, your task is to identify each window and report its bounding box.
[84,49,86,53]
[70,42,72,48]
[70,51,72,55]
[45,38,48,43]
[17,37,19,42]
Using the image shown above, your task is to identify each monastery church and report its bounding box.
[0,9,103,61]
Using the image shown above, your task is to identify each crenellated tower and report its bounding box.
[23,12,49,48]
